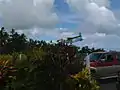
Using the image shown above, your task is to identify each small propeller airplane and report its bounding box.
[57,32,83,45]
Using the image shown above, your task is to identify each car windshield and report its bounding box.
[89,53,105,61]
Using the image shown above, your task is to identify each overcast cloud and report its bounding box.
[0,0,58,29]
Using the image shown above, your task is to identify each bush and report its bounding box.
[0,55,16,89]
[68,68,100,90]
[0,46,99,90]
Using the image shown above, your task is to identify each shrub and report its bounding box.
[69,68,100,90]
[1,46,100,90]
[0,55,16,89]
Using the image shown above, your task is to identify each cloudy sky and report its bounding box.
[0,0,120,50]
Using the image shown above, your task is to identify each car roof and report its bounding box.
[92,52,106,54]
[92,51,120,54]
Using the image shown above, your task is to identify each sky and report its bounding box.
[0,0,120,50]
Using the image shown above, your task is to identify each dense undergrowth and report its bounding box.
[0,47,99,90]
[0,27,102,90]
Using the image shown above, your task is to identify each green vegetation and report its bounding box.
[0,27,103,90]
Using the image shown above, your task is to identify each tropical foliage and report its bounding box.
[0,27,102,90]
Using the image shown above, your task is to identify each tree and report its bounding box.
[0,27,10,54]
[0,27,9,47]
[6,29,28,53]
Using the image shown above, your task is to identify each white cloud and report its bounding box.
[66,0,110,13]
[86,3,116,26]
[17,27,75,40]
[0,0,120,51]
[59,14,82,24]
[67,0,120,35]
[73,33,120,50]
[66,0,120,50]
[0,0,58,29]
[59,31,75,39]
[90,0,110,7]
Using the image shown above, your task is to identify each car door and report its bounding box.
[96,53,116,77]
[112,53,120,75]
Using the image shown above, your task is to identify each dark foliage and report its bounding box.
[0,27,105,55]
[0,27,102,90]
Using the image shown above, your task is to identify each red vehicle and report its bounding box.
[84,51,120,79]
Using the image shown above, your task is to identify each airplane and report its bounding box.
[57,32,83,44]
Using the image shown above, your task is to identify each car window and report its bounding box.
[100,53,106,59]
[89,53,102,61]
[105,54,114,62]
[116,53,120,61]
